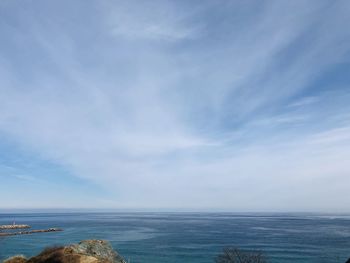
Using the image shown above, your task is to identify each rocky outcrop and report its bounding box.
[3,240,126,263]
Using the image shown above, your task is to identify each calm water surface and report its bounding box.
[0,213,350,263]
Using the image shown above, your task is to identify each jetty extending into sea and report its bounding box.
[0,224,30,230]
[0,224,62,236]
[0,228,63,236]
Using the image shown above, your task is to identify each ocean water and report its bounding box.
[0,213,350,263]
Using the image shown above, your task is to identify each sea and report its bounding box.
[0,212,350,263]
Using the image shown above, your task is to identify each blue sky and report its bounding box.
[0,0,350,211]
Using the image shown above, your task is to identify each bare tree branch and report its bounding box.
[215,247,267,263]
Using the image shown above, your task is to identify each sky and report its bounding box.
[0,0,350,212]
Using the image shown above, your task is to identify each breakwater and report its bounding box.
[0,224,30,230]
[0,228,63,236]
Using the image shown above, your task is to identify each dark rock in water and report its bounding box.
[3,240,126,263]
[345,258,350,263]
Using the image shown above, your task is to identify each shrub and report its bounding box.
[215,247,267,263]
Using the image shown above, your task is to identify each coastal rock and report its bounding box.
[69,240,126,263]
[3,240,126,263]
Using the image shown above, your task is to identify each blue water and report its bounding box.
[0,213,350,263]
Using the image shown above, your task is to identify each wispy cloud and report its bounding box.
[104,1,203,41]
[288,96,319,108]
[0,164,42,184]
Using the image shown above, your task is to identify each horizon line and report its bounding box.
[1,208,350,215]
